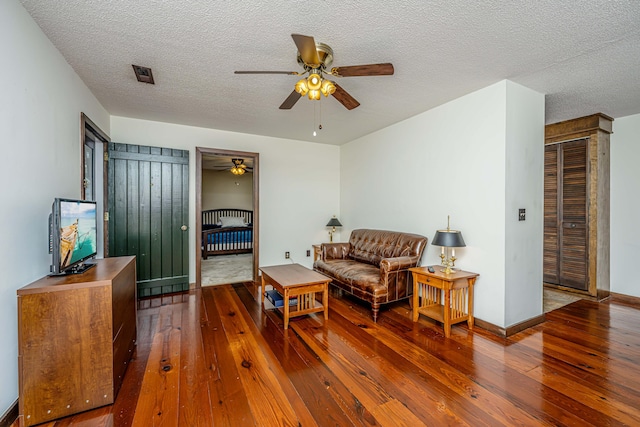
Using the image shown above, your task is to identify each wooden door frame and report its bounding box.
[195,147,259,288]
[81,113,110,256]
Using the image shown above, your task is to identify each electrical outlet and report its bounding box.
[519,208,526,221]
[306,249,311,257]
[285,251,290,259]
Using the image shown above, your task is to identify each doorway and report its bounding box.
[81,113,109,257]
[196,147,259,288]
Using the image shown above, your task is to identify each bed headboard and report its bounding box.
[202,208,253,226]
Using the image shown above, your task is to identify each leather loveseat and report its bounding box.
[313,229,428,322]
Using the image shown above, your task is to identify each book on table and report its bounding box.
[265,289,297,308]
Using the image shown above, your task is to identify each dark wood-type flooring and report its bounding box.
[20,283,640,426]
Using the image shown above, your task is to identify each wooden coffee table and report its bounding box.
[260,263,330,329]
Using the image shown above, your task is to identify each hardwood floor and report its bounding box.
[19,283,640,426]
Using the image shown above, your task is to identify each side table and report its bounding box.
[312,244,322,262]
[410,266,479,337]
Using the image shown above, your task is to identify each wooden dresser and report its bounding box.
[17,256,137,426]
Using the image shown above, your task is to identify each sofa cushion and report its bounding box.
[348,229,426,266]
[348,229,401,266]
[314,259,386,296]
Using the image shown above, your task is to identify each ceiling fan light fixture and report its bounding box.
[308,89,321,100]
[230,158,246,175]
[295,78,309,95]
[307,73,322,91]
[320,79,336,97]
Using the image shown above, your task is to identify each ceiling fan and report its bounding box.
[235,34,394,110]
[230,158,248,175]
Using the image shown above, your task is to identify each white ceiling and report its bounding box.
[20,0,640,145]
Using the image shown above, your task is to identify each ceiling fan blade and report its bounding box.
[235,70,298,75]
[331,63,394,77]
[332,84,360,110]
[291,34,321,67]
[279,90,302,109]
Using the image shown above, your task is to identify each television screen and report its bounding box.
[51,198,97,275]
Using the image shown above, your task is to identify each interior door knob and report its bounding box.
[181,225,187,231]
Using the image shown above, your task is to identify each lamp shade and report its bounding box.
[432,230,466,247]
[326,217,342,227]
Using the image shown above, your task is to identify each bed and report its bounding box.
[201,208,253,259]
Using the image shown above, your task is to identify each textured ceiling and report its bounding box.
[20,0,640,145]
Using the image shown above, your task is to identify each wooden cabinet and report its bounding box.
[17,256,137,427]
[544,113,612,298]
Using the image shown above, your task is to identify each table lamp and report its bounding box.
[432,216,466,274]
[326,216,342,242]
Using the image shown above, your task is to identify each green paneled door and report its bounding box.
[108,143,189,297]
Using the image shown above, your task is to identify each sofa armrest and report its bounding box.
[380,256,419,301]
[380,256,418,273]
[322,243,350,261]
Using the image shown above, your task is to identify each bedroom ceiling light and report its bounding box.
[432,215,466,274]
[230,158,246,175]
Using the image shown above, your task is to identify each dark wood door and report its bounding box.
[108,143,189,297]
[543,139,588,290]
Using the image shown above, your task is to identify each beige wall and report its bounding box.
[341,80,545,328]
[202,170,253,211]
[110,116,341,274]
[611,112,640,298]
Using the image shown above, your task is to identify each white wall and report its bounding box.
[0,0,110,414]
[504,81,545,326]
[202,169,253,211]
[611,113,640,297]
[341,81,544,328]
[110,117,340,273]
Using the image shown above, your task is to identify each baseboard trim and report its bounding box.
[610,292,640,308]
[505,314,546,337]
[0,399,18,427]
[475,314,546,338]
[474,318,506,337]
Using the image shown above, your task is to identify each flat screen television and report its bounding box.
[49,198,98,275]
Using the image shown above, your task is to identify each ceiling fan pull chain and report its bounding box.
[313,102,317,136]
[319,96,323,130]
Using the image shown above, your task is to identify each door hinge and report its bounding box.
[104,151,109,161]
[104,212,109,221]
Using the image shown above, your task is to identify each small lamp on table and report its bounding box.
[432,216,466,274]
[326,216,342,243]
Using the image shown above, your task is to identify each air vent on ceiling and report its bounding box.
[132,65,155,84]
